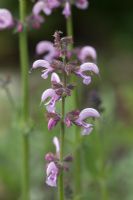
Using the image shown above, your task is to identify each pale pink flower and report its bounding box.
[32,59,54,79]
[75,62,99,85]
[0,9,13,30]
[65,108,100,135]
[62,2,71,18]
[33,0,60,16]
[46,161,58,187]
[41,88,60,112]
[75,0,89,9]
[36,41,58,61]
[75,108,100,135]
[41,73,61,112]
[78,46,97,62]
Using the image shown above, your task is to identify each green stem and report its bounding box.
[58,98,65,200]
[99,179,108,200]
[66,9,73,50]
[66,6,81,198]
[58,59,67,200]
[19,0,30,199]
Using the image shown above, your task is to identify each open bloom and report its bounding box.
[75,62,99,85]
[41,88,60,112]
[46,161,58,187]
[65,108,100,135]
[41,73,61,112]
[36,41,58,61]
[78,46,97,63]
[0,9,13,30]
[32,59,54,79]
[33,0,60,16]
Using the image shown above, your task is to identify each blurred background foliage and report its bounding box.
[0,0,133,199]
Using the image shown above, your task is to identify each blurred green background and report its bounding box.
[0,0,133,199]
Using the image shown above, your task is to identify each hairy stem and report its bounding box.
[19,0,30,199]
[66,6,81,198]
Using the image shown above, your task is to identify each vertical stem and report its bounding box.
[66,10,73,50]
[19,0,30,199]
[58,59,66,200]
[66,6,81,198]
[99,179,108,200]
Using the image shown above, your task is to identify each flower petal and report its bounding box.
[79,108,100,121]
[33,1,45,16]
[46,161,58,176]
[51,72,60,83]
[53,137,60,153]
[79,46,97,62]
[41,88,55,103]
[83,76,91,85]
[0,9,13,30]
[80,62,99,74]
[82,126,93,135]
[32,59,50,69]
[36,41,56,61]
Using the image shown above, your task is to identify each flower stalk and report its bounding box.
[66,5,81,197]
[58,57,67,200]
[19,0,30,199]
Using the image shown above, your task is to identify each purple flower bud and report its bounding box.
[48,118,58,130]
[46,161,58,187]
[65,117,72,127]
[78,46,97,62]
[62,2,71,18]
[47,112,60,130]
[64,155,73,162]
[45,153,55,161]
[26,14,45,30]
[75,0,89,9]
[0,9,13,30]
[16,22,23,32]
[36,41,57,61]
